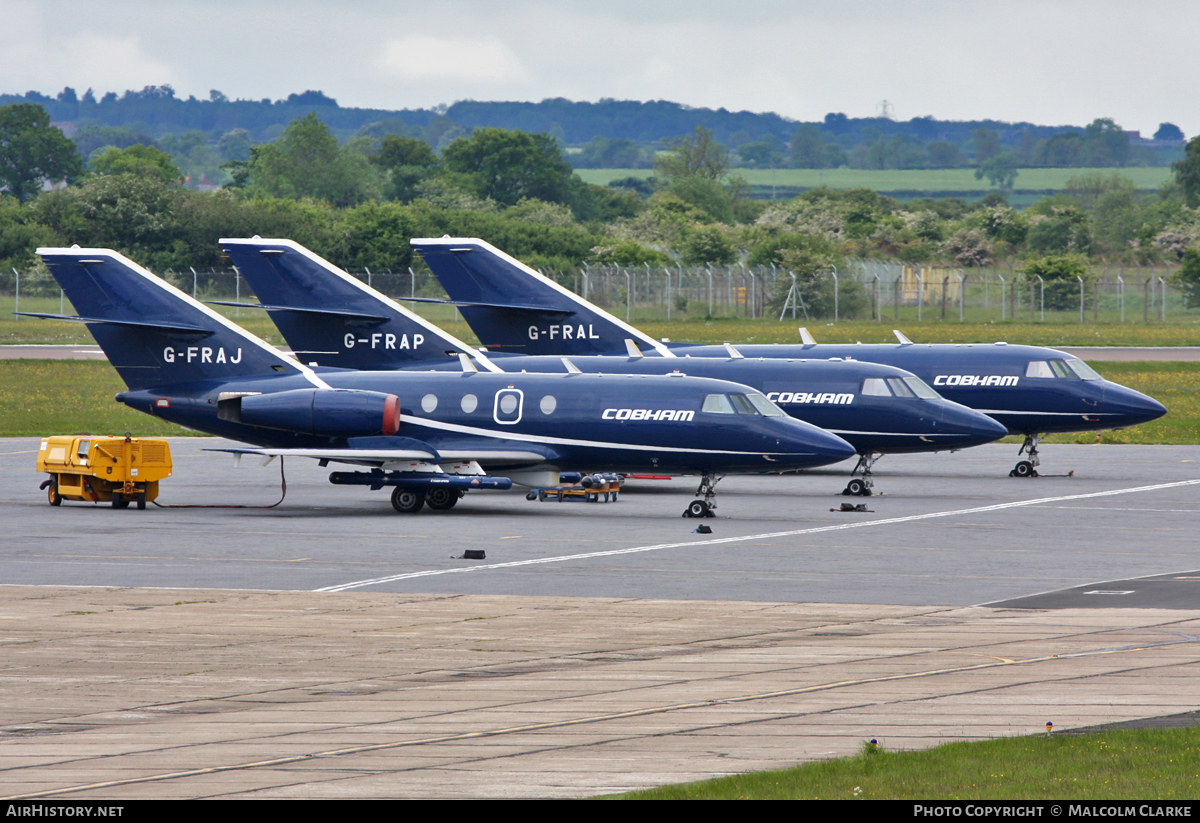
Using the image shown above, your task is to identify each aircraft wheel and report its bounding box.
[526,491,538,501]
[112,492,129,509]
[391,488,425,513]
[1012,461,1035,478]
[846,478,868,497]
[47,477,62,507]
[687,500,709,518]
[426,488,459,511]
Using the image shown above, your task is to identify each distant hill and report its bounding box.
[3,86,1184,170]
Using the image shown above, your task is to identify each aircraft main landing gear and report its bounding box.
[391,487,426,513]
[1010,434,1042,478]
[683,473,723,518]
[841,452,879,497]
[426,487,462,511]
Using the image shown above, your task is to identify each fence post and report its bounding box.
[624,269,631,322]
[1078,276,1085,323]
[958,271,965,322]
[998,273,1006,321]
[1036,275,1044,321]
[1117,274,1124,322]
[1159,276,1167,322]
[831,266,839,322]
[893,274,901,321]
[706,264,714,316]
[12,268,18,321]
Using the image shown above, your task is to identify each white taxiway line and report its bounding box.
[315,478,1200,593]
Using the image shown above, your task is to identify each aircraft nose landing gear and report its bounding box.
[1010,434,1042,478]
[683,473,723,517]
[841,452,879,497]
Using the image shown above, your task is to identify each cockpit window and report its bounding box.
[862,377,891,396]
[1065,359,1102,380]
[903,377,940,399]
[886,377,916,398]
[729,393,759,414]
[747,393,786,417]
[702,394,735,414]
[1050,359,1076,379]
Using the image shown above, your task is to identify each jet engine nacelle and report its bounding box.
[237,389,401,437]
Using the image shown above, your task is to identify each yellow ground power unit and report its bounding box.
[36,435,173,509]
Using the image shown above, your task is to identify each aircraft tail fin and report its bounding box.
[411,237,673,357]
[220,238,499,372]
[36,247,306,390]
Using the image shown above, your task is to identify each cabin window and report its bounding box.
[421,393,438,413]
[540,395,557,415]
[862,378,891,396]
[886,378,917,398]
[702,394,735,414]
[461,394,478,413]
[1025,361,1054,378]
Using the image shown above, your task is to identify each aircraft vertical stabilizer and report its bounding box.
[411,237,674,357]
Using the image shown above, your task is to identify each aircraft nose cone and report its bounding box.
[1103,383,1168,426]
[807,427,858,464]
[936,402,1011,448]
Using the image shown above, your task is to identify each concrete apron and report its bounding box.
[1,586,1197,799]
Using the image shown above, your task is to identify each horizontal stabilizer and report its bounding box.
[403,296,573,315]
[15,312,212,336]
[206,302,389,323]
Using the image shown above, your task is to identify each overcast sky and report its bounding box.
[3,0,1197,137]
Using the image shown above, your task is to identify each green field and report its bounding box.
[610,728,1200,799]
[0,358,1191,443]
[576,166,1174,193]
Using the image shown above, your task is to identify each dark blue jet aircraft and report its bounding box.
[410,237,1167,479]
[220,238,1008,497]
[29,247,856,517]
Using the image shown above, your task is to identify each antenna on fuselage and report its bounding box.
[893,330,914,345]
[799,328,817,346]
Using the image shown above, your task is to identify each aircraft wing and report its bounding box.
[206,439,555,470]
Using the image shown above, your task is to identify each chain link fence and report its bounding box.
[2,259,1189,325]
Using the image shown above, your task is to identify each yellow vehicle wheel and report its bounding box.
[47,477,62,507]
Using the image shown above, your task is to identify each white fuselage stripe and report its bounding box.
[315,478,1200,592]
[399,413,808,456]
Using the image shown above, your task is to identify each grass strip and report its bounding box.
[609,728,1200,799]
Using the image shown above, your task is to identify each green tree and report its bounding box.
[655,127,729,182]
[972,128,1001,164]
[789,125,826,169]
[1178,246,1200,308]
[975,152,1018,189]
[0,103,83,202]
[680,225,736,265]
[1173,135,1200,208]
[91,144,184,184]
[925,141,962,168]
[1020,254,1090,311]
[248,113,381,207]
[370,134,439,202]
[441,127,575,207]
